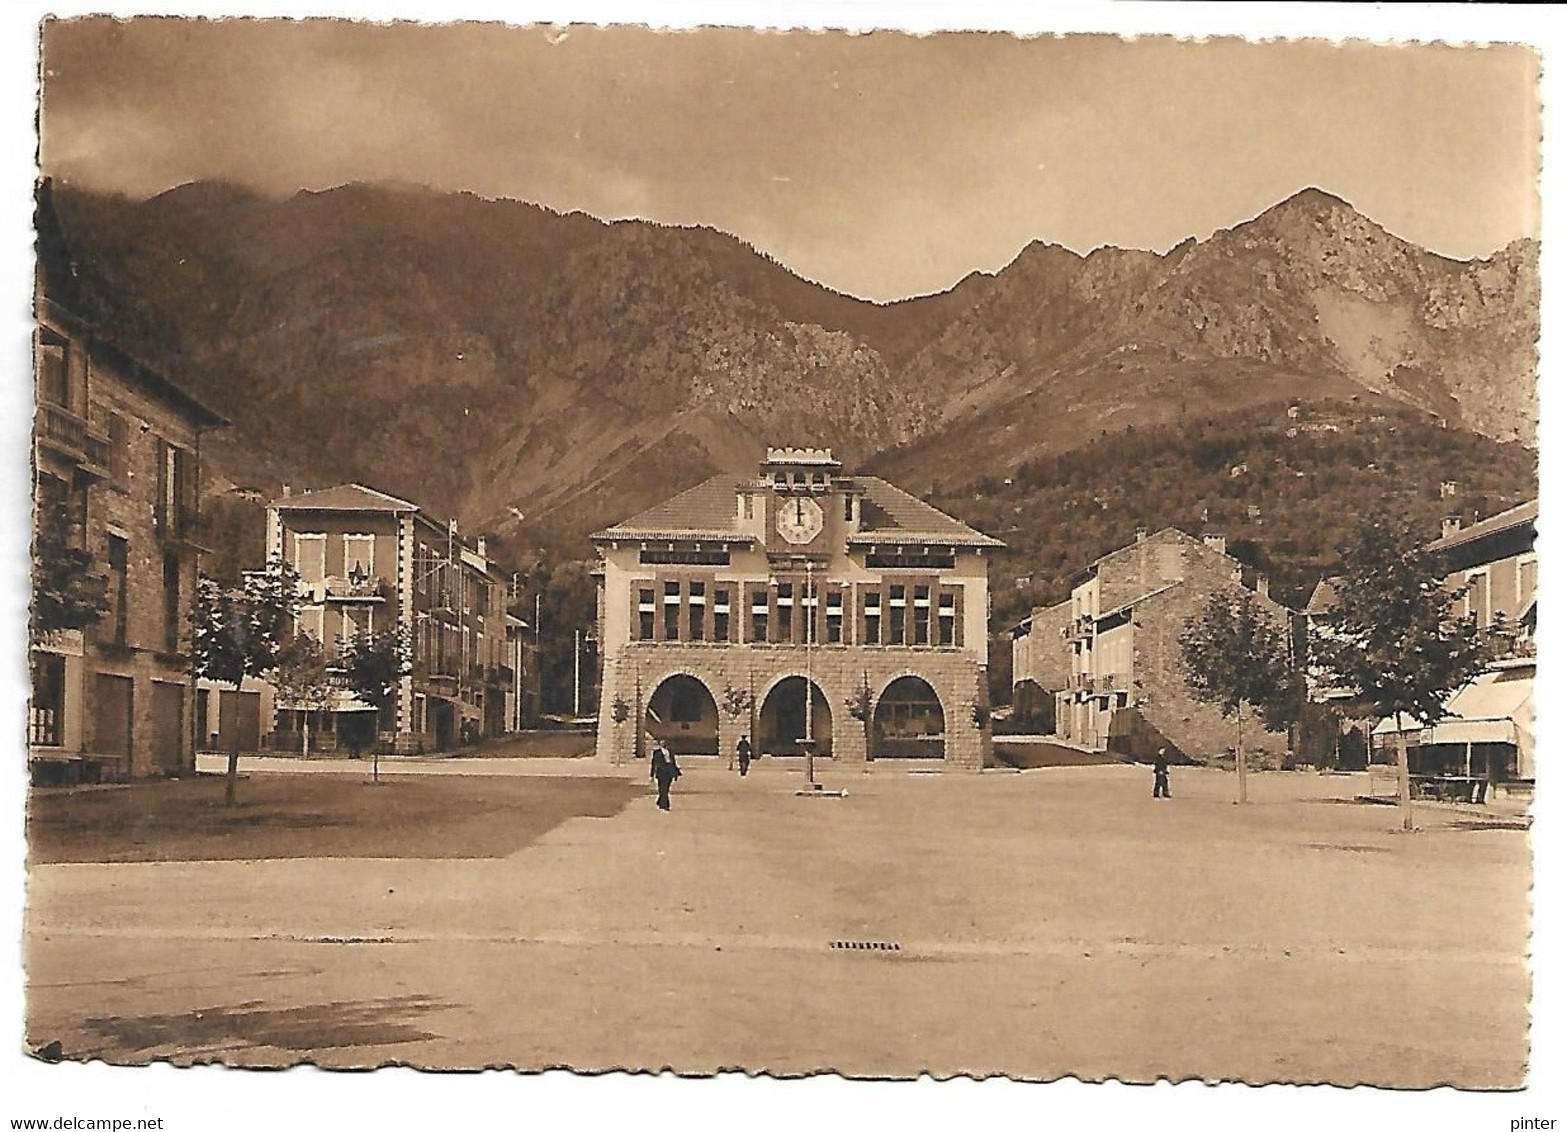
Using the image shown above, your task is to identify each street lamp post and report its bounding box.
[799,558,819,789]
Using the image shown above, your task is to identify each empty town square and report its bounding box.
[19,12,1556,1125]
[25,752,1529,1084]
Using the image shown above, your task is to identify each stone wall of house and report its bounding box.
[1129,578,1292,765]
[80,355,206,779]
[596,642,991,770]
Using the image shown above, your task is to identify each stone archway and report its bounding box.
[646,673,720,756]
[758,675,833,756]
[873,675,947,759]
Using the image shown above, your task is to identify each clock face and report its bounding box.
[776,495,825,545]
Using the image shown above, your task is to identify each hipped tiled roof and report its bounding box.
[1427,499,1538,554]
[591,474,1002,548]
[270,483,421,512]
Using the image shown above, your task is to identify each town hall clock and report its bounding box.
[776,494,825,545]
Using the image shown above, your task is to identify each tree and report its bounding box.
[1180,589,1297,804]
[272,632,334,760]
[1313,518,1487,831]
[844,672,874,760]
[31,499,109,636]
[719,682,754,769]
[189,557,299,805]
[340,626,412,784]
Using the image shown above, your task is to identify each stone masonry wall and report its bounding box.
[596,642,991,770]
[83,361,204,778]
[1131,578,1292,765]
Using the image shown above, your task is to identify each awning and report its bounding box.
[1370,663,1534,776]
[277,690,377,714]
[1429,719,1517,746]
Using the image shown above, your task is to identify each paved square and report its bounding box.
[25,759,1529,1084]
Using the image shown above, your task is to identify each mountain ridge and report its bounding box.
[47,178,1538,565]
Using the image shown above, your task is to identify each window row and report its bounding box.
[632,578,964,648]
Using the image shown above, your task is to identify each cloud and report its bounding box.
[38,20,1540,300]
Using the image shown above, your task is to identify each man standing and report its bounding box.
[651,740,681,811]
[736,735,753,778]
[1153,747,1171,799]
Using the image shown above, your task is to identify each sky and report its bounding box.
[37,19,1542,301]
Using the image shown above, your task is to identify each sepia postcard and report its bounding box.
[10,2,1563,1125]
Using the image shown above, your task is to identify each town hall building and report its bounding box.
[591,448,1002,770]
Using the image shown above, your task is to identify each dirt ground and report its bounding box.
[28,773,641,863]
[24,759,1531,1085]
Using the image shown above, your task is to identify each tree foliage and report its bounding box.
[720,683,754,720]
[189,557,300,690]
[272,631,335,715]
[1181,590,1297,724]
[31,500,109,636]
[340,627,413,718]
[1312,518,1487,726]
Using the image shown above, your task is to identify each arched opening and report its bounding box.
[758,676,833,756]
[873,676,946,759]
[646,674,719,756]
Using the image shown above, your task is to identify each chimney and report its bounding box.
[1256,575,1270,602]
[1202,532,1227,557]
[281,483,292,497]
[1134,526,1148,543]
[476,537,487,559]
[1442,514,1463,539]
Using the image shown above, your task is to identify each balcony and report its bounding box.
[322,574,390,603]
[36,402,110,478]
[486,665,515,688]
[155,506,214,552]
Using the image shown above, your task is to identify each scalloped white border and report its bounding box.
[1,4,1560,1129]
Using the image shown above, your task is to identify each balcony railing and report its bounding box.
[322,575,390,602]
[36,402,110,476]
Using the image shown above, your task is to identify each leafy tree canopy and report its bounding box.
[1180,589,1297,726]
[189,557,300,688]
[1314,517,1487,726]
[32,500,109,636]
[340,627,413,715]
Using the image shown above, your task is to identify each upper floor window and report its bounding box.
[863,590,882,646]
[688,581,706,641]
[294,533,326,584]
[162,551,181,652]
[107,534,129,645]
[638,587,655,641]
[107,413,129,490]
[37,342,69,409]
[297,605,325,642]
[663,581,681,639]
[751,589,769,643]
[776,582,794,641]
[938,592,956,646]
[344,534,374,580]
[155,441,193,537]
[913,585,931,645]
[713,587,731,643]
[826,589,844,644]
[888,585,907,645]
[1465,568,1492,624]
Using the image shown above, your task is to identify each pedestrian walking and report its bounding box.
[651,740,681,811]
[736,735,753,778]
[1153,747,1171,799]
